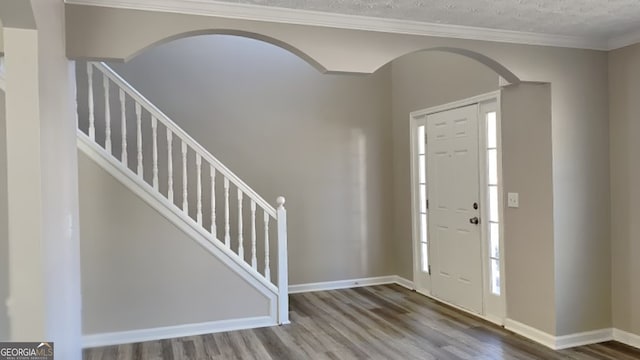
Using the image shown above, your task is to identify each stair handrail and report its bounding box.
[91,62,277,218]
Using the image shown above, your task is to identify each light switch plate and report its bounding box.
[507,192,519,208]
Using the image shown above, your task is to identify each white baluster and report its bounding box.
[151,116,159,190]
[166,130,174,203]
[237,190,244,260]
[251,200,257,270]
[196,154,203,225]
[120,89,127,167]
[210,166,217,238]
[135,103,143,176]
[224,177,230,248]
[182,141,188,214]
[264,211,270,282]
[103,74,112,153]
[87,63,95,140]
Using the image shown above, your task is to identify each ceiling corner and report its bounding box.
[607,28,640,50]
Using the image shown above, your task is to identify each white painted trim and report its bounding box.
[288,276,414,294]
[0,57,5,92]
[504,318,557,349]
[275,202,289,325]
[608,29,640,50]
[478,99,506,324]
[65,0,610,50]
[555,328,613,350]
[418,289,502,326]
[394,276,415,291]
[613,328,640,349]
[410,91,501,119]
[505,319,619,350]
[77,131,279,297]
[83,316,275,348]
[409,114,430,295]
[410,91,504,325]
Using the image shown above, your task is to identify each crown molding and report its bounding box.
[608,28,640,50]
[65,0,612,50]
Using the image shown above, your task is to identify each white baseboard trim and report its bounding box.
[83,315,275,348]
[505,320,640,351]
[555,328,613,350]
[288,275,414,294]
[504,318,557,349]
[393,276,415,290]
[614,328,640,349]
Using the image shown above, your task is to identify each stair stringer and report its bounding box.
[77,130,279,324]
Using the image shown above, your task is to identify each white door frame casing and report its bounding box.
[0,57,5,92]
[409,90,506,324]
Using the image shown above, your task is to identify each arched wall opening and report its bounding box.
[118,29,329,73]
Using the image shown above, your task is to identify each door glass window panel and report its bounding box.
[486,111,501,296]
[419,155,426,184]
[418,126,425,154]
[416,124,429,274]
[491,259,501,295]
[490,222,500,259]
[421,243,429,273]
[420,214,428,244]
[419,184,427,213]
[489,185,499,222]
[487,112,497,148]
[488,149,498,185]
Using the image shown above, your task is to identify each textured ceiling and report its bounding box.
[212,0,640,39]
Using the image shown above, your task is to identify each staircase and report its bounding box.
[77,62,289,326]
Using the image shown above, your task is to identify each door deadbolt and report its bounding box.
[473,202,478,210]
[469,217,479,225]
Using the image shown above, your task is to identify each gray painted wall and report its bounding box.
[551,51,612,336]
[79,151,271,335]
[501,83,556,334]
[390,51,499,279]
[609,42,640,336]
[0,90,8,340]
[94,35,395,286]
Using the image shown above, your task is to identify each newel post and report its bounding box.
[276,196,290,324]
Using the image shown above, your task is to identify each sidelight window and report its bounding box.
[417,125,429,273]
[486,111,501,295]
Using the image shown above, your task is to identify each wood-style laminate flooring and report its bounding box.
[84,285,640,359]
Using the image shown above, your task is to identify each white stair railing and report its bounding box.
[80,62,289,324]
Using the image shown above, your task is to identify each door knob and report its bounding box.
[469,217,479,225]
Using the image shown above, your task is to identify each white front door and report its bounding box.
[427,104,483,314]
